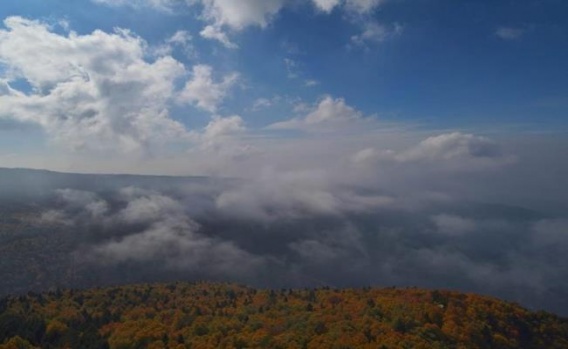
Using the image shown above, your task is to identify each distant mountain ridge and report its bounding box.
[0,167,217,202]
[1,282,567,349]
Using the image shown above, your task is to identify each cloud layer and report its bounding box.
[23,160,566,316]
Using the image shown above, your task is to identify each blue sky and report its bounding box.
[2,0,567,129]
[0,0,567,175]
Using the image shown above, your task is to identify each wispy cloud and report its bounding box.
[495,26,525,40]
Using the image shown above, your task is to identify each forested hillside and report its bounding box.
[1,283,567,349]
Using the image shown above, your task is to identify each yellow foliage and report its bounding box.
[1,282,567,349]
[0,337,39,349]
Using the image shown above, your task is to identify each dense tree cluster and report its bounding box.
[0,282,567,349]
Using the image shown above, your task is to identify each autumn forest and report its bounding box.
[1,282,567,349]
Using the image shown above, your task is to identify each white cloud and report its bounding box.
[202,115,245,142]
[95,0,387,19]
[250,95,286,111]
[54,187,266,276]
[305,79,319,87]
[187,115,254,172]
[92,0,176,11]
[399,132,502,162]
[356,132,513,169]
[312,0,386,14]
[304,96,362,123]
[352,147,377,164]
[167,30,194,54]
[495,26,525,40]
[178,64,239,113]
[0,17,188,152]
[283,58,300,79]
[154,30,196,58]
[94,0,286,47]
[195,0,286,30]
[350,132,514,180]
[312,0,342,13]
[168,30,192,46]
[345,0,386,13]
[269,95,365,131]
[283,58,319,85]
[200,25,238,48]
[351,21,402,47]
[215,169,339,220]
[118,191,184,225]
[93,0,391,47]
[57,189,107,211]
[93,217,262,275]
[252,98,273,111]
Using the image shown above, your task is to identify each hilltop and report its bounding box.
[1,282,567,349]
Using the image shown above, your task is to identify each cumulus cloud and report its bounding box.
[0,17,189,152]
[200,25,238,48]
[47,186,265,277]
[194,0,286,30]
[215,170,339,220]
[349,132,514,194]
[152,30,196,58]
[117,189,184,225]
[269,95,367,131]
[399,132,503,161]
[178,64,239,113]
[213,167,396,222]
[37,189,110,226]
[167,30,192,46]
[186,115,255,174]
[160,30,197,58]
[193,114,247,153]
[93,201,263,275]
[202,115,245,141]
[312,0,342,13]
[93,219,262,275]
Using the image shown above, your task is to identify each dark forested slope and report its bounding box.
[1,282,567,349]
